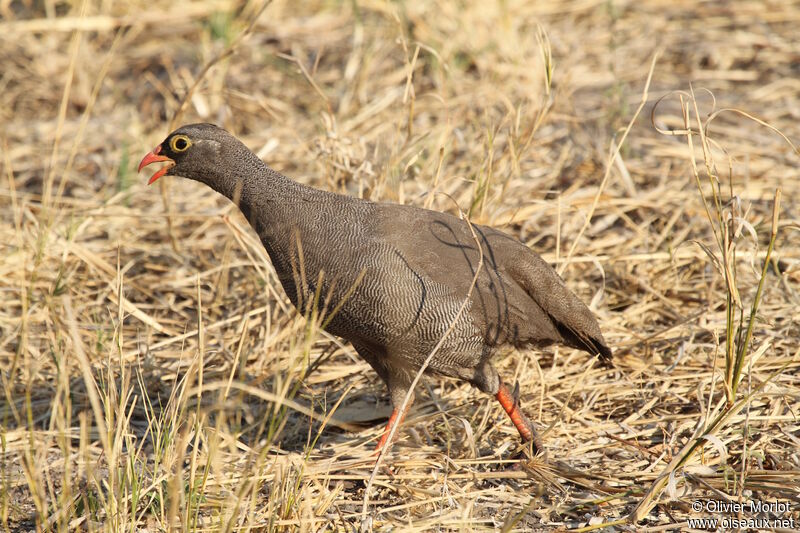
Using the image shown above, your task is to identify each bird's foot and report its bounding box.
[496,381,544,454]
[372,406,408,457]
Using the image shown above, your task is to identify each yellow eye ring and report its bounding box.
[170,135,191,153]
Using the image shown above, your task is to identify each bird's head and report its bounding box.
[138,123,235,185]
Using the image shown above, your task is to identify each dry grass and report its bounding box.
[2,0,799,531]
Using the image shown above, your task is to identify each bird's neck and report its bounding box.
[197,153,328,249]
[208,157,344,303]
[192,146,312,211]
[213,166,305,210]
[235,167,314,232]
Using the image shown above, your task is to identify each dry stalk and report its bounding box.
[622,90,792,526]
[168,0,273,131]
[557,50,661,276]
[3,2,800,530]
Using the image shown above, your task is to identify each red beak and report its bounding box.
[138,145,175,185]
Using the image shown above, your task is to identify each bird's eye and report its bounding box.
[170,135,191,152]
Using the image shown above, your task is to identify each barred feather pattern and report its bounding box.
[157,123,612,407]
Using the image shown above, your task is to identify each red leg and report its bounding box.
[496,381,543,452]
[374,405,409,453]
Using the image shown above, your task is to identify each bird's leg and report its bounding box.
[496,380,543,453]
[374,404,409,453]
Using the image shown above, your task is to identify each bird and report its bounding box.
[139,123,612,454]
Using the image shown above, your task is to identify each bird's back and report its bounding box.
[373,203,611,359]
[253,190,611,372]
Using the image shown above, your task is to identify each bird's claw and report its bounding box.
[512,380,521,405]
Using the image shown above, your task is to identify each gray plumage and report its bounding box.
[142,123,612,446]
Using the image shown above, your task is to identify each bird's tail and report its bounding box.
[508,248,612,362]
